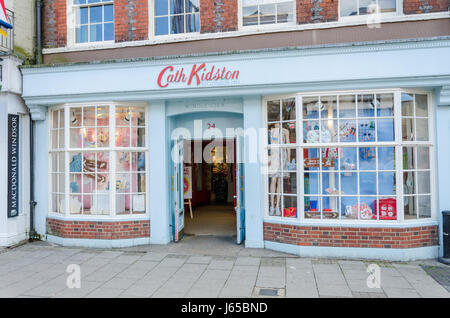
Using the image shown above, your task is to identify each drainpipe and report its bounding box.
[29,0,43,241]
[35,0,42,65]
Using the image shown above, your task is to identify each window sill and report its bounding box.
[44,11,450,55]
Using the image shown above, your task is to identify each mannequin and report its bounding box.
[268,123,290,216]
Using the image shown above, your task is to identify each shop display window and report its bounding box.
[49,104,148,217]
[265,90,433,222]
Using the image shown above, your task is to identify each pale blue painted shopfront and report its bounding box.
[21,36,450,260]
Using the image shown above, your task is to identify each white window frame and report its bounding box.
[238,0,297,31]
[262,88,436,225]
[48,102,150,220]
[150,0,201,40]
[338,0,402,22]
[67,0,115,48]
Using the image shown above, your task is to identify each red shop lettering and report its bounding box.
[157,63,240,88]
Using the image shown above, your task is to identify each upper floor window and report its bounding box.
[242,0,295,27]
[155,0,200,36]
[74,0,114,43]
[339,0,397,18]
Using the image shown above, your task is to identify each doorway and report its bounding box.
[183,139,237,237]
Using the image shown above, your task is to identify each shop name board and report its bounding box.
[8,114,19,218]
[157,63,240,88]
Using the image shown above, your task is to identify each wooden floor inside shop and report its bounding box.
[184,204,236,237]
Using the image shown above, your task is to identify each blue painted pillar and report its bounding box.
[435,87,450,258]
[33,110,49,237]
[149,100,171,244]
[243,95,264,248]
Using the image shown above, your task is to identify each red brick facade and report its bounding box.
[200,0,238,33]
[43,0,67,48]
[264,223,438,249]
[403,0,449,14]
[47,218,150,240]
[297,0,338,24]
[114,0,149,42]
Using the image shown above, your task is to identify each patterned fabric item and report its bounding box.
[69,154,82,172]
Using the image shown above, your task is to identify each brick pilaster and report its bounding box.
[297,0,338,24]
[43,0,67,48]
[114,0,148,42]
[200,0,238,33]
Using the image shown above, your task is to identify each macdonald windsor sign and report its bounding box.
[8,114,19,218]
[157,63,240,88]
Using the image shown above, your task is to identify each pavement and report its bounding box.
[0,236,449,298]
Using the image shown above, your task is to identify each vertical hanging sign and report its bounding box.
[8,114,19,218]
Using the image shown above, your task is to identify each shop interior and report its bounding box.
[183,139,237,237]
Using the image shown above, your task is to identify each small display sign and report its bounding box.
[8,114,19,218]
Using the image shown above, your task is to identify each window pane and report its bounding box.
[90,23,103,42]
[90,5,102,23]
[359,147,376,170]
[340,0,358,16]
[259,4,276,25]
[155,16,169,35]
[402,118,414,141]
[282,122,296,143]
[321,96,337,119]
[377,118,394,142]
[303,148,320,171]
[378,172,395,195]
[79,7,88,24]
[116,127,130,147]
[339,95,356,118]
[104,4,113,22]
[268,123,280,145]
[303,96,319,119]
[170,15,185,34]
[267,99,280,122]
[155,0,169,16]
[417,146,430,169]
[402,147,415,170]
[401,93,414,116]
[75,0,87,4]
[97,106,109,126]
[170,0,184,14]
[97,128,109,147]
[305,196,320,218]
[341,197,358,219]
[417,171,430,194]
[304,172,320,195]
[243,6,258,26]
[269,193,282,216]
[403,171,415,194]
[104,22,114,41]
[404,196,417,219]
[322,196,339,219]
[322,172,339,195]
[358,0,372,15]
[283,173,296,194]
[418,195,431,218]
[360,172,376,195]
[415,118,428,141]
[276,2,294,23]
[377,93,394,116]
[358,94,375,117]
[185,0,199,13]
[415,94,428,117]
[379,0,396,12]
[185,13,200,33]
[339,120,357,142]
[358,120,376,142]
[76,25,88,43]
[378,147,395,170]
[282,98,296,121]
[360,197,375,219]
[116,107,130,126]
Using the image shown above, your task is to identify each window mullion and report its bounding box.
[394,91,404,222]
[110,104,116,217]
[64,107,70,216]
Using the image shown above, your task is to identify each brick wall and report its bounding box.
[264,223,438,248]
[114,0,148,42]
[297,0,338,24]
[47,218,150,240]
[403,0,449,14]
[200,0,238,33]
[43,0,66,48]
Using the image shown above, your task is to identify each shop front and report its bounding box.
[21,37,450,260]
